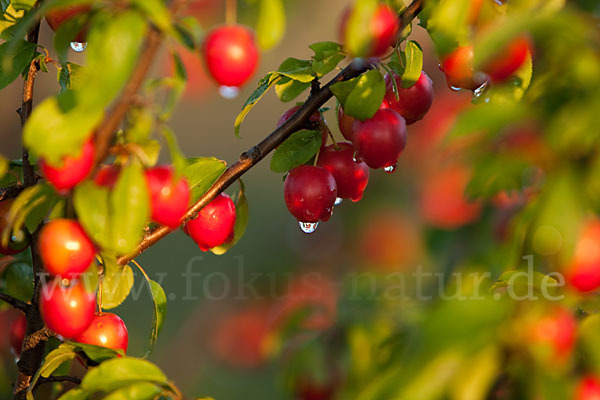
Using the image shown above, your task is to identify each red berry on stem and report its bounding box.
[0,200,30,255]
[203,24,259,88]
[40,278,96,338]
[339,5,399,58]
[575,376,600,400]
[483,36,531,82]
[39,219,95,278]
[45,5,90,42]
[40,138,95,193]
[352,109,407,170]
[277,105,327,146]
[565,220,600,293]
[74,312,128,353]
[184,193,236,251]
[146,166,190,228]
[284,165,337,228]
[384,71,434,125]
[317,142,369,202]
[338,101,389,142]
[440,46,485,91]
[9,314,27,357]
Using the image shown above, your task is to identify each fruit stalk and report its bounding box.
[117,0,425,265]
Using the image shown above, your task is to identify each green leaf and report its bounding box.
[447,103,527,140]
[129,0,172,33]
[182,157,227,203]
[2,261,34,302]
[331,69,385,121]
[109,159,150,255]
[102,383,163,400]
[0,155,7,178]
[80,357,167,394]
[423,0,471,56]
[143,280,167,357]
[56,388,86,400]
[270,129,322,173]
[0,40,35,90]
[277,57,314,83]
[211,180,249,255]
[275,77,311,102]
[400,40,423,88]
[310,41,345,77]
[27,344,78,400]
[73,181,111,249]
[174,16,202,50]
[490,270,559,297]
[68,341,122,362]
[160,125,186,174]
[474,51,533,105]
[256,0,286,51]
[234,72,282,137]
[344,0,378,57]
[99,255,134,310]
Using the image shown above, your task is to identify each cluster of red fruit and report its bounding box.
[280,70,433,232]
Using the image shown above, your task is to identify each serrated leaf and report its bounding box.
[400,40,423,88]
[331,69,385,121]
[182,157,227,203]
[270,129,322,173]
[275,77,311,102]
[0,40,35,90]
[257,0,285,50]
[234,72,282,137]
[99,255,134,310]
[211,180,248,255]
[109,159,150,255]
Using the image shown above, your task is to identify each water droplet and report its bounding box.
[449,86,462,92]
[473,80,489,98]
[219,85,240,99]
[334,197,343,205]
[493,0,507,4]
[384,164,397,174]
[70,42,87,52]
[298,221,319,234]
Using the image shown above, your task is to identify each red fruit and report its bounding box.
[0,200,30,255]
[45,5,90,42]
[338,101,389,141]
[483,36,531,82]
[440,46,484,91]
[39,278,96,338]
[284,165,337,224]
[40,138,95,193]
[529,307,576,361]
[340,5,399,58]
[184,193,236,251]
[576,376,600,400]
[565,220,600,293]
[9,314,27,357]
[146,166,190,228]
[384,71,434,125]
[277,105,327,146]
[39,219,95,278]
[317,142,369,202]
[203,24,259,87]
[419,164,481,229]
[352,109,407,170]
[74,313,128,353]
[296,379,336,400]
[94,165,120,188]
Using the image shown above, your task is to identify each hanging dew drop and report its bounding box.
[473,80,489,98]
[384,165,397,174]
[449,86,462,92]
[219,85,240,99]
[70,42,87,52]
[334,197,343,205]
[298,221,319,234]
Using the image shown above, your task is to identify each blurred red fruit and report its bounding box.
[339,5,399,58]
[94,165,120,188]
[146,166,190,228]
[576,376,600,400]
[440,46,484,91]
[40,138,95,193]
[9,314,27,357]
[39,219,95,278]
[45,5,90,43]
[528,307,576,362]
[483,36,532,82]
[565,220,600,293]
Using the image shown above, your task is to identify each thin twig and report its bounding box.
[117,0,424,265]
[0,185,25,202]
[0,293,30,313]
[36,375,81,387]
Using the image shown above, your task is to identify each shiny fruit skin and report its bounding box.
[440,46,483,91]
[340,5,399,58]
[317,142,369,202]
[9,314,27,357]
[94,165,120,188]
[576,376,600,400]
[74,313,128,353]
[45,5,90,42]
[40,278,96,338]
[419,164,481,229]
[39,219,95,278]
[384,71,434,125]
[565,220,600,292]
[0,200,30,255]
[277,105,327,146]
[184,193,236,251]
[352,109,407,169]
[338,101,389,142]
[145,166,190,228]
[284,165,337,223]
[483,36,531,82]
[203,24,259,87]
[40,138,95,193]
